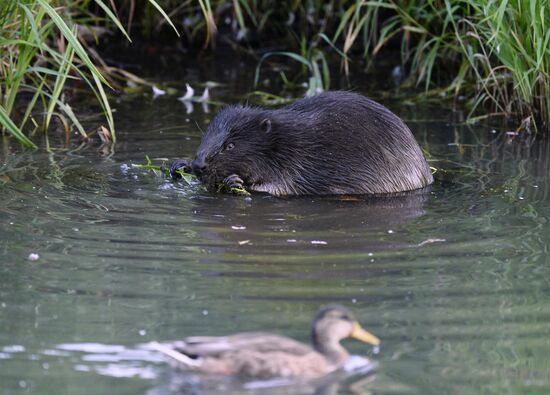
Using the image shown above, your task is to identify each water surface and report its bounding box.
[1,56,550,394]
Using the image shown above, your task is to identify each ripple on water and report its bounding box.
[1,87,550,395]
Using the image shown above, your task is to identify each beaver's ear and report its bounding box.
[260,118,272,133]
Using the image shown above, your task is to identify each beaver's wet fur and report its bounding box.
[171,91,433,196]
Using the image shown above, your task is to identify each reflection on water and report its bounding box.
[1,57,550,394]
[18,342,375,395]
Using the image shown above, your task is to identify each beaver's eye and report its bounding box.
[225,142,235,151]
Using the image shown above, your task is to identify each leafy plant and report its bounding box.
[255,36,331,97]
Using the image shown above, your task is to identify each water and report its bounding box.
[1,56,550,394]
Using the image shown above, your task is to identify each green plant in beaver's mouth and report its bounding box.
[229,187,251,196]
[132,155,195,184]
[133,155,250,196]
[216,181,251,196]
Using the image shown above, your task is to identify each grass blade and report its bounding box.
[147,0,180,37]
[91,71,116,142]
[0,104,37,149]
[36,0,110,87]
[93,0,132,42]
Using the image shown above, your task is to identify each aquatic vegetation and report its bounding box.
[457,0,550,128]
[133,155,251,194]
[218,184,251,196]
[156,0,548,130]
[1,1,120,147]
[133,155,196,184]
[0,0,175,148]
[2,0,548,150]
[352,0,550,130]
[255,41,331,97]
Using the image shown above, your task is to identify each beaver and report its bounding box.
[170,91,433,196]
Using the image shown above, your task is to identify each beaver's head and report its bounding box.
[191,106,278,191]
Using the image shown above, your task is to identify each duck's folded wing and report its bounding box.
[173,332,313,357]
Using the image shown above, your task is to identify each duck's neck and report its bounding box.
[312,334,349,366]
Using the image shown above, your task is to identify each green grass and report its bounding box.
[1,1,118,147]
[156,0,548,130]
[332,0,548,129]
[0,0,177,148]
[255,37,332,97]
[132,155,196,184]
[459,0,550,127]
[2,0,548,147]
[358,0,549,129]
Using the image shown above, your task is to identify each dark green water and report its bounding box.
[1,58,550,394]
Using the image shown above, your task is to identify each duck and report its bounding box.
[151,305,380,379]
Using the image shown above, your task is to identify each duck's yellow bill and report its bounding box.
[351,322,380,346]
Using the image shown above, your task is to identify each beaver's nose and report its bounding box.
[192,158,207,176]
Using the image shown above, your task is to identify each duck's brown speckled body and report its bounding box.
[153,305,380,379]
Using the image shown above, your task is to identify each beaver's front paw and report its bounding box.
[170,159,191,179]
[223,174,244,190]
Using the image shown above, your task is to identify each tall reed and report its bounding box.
[165,0,548,130]
[458,0,549,127]
[323,0,549,129]
[0,0,176,148]
[2,0,548,147]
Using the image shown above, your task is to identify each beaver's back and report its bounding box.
[266,91,433,195]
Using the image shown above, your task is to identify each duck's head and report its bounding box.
[311,305,380,365]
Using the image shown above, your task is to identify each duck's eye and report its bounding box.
[225,142,235,151]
